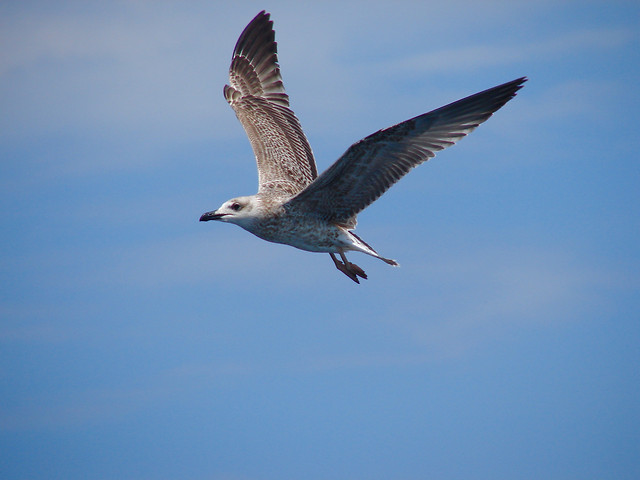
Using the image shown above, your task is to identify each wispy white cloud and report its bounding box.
[0,373,180,430]
[5,2,607,142]
[384,244,612,357]
[379,27,636,74]
[106,232,617,356]
[3,2,632,180]
[0,4,233,145]
[4,239,609,431]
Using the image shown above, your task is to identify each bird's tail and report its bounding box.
[380,256,399,266]
[349,231,399,267]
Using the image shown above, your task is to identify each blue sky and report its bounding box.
[1,0,639,479]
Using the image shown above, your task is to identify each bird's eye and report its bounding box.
[230,202,241,211]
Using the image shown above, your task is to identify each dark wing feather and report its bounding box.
[286,77,526,226]
[224,11,317,196]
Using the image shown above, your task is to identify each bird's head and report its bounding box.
[199,196,258,228]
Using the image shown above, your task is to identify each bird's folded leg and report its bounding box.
[330,253,359,283]
[340,252,367,280]
[330,253,367,283]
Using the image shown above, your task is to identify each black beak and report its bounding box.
[199,211,227,222]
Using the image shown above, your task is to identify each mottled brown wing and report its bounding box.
[286,77,526,226]
[224,11,317,197]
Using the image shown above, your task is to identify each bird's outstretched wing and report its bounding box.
[224,11,317,197]
[285,77,527,226]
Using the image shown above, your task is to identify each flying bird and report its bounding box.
[200,11,526,283]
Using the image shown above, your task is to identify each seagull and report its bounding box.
[200,11,526,283]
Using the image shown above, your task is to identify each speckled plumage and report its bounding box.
[200,11,526,283]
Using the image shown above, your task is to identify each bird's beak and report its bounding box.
[199,211,227,222]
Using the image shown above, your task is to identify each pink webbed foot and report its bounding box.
[330,253,368,284]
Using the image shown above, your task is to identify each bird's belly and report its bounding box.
[248,217,349,253]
